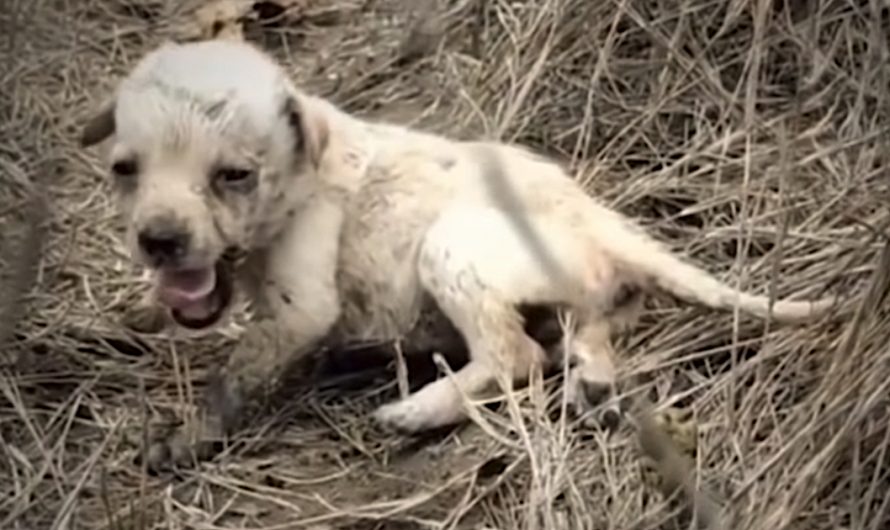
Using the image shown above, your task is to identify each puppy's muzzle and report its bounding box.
[138,216,190,267]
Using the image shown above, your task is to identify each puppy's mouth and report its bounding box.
[155,261,233,330]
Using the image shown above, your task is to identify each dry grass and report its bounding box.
[2,0,890,528]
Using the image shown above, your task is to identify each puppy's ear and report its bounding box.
[80,99,117,148]
[282,94,329,169]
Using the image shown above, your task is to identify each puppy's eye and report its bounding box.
[111,159,139,178]
[212,166,256,192]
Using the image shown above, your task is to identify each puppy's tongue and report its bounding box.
[156,268,216,311]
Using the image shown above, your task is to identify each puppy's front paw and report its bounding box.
[121,302,168,334]
[140,416,224,473]
[565,367,622,432]
[206,368,248,434]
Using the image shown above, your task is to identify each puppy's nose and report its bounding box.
[138,218,190,265]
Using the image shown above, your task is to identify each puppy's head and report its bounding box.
[80,40,329,330]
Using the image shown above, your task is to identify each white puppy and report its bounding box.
[80,39,841,467]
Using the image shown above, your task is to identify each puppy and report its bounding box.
[80,39,842,468]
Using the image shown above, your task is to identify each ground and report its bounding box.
[2,0,890,529]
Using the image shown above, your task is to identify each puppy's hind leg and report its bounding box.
[374,296,547,432]
[562,283,645,430]
[373,209,551,433]
[563,317,622,430]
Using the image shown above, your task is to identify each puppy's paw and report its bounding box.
[139,416,224,473]
[121,302,168,334]
[373,398,429,433]
[206,368,247,434]
[565,367,622,432]
[373,388,463,434]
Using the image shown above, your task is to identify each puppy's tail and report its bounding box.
[587,203,840,324]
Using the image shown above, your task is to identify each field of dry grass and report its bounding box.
[2,0,890,528]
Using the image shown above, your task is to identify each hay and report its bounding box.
[1,0,889,528]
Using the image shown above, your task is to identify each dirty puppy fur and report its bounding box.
[80,40,842,470]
